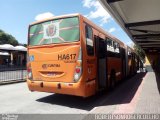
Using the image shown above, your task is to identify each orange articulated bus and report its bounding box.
[27,13,139,97]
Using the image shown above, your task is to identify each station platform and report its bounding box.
[89,66,160,114]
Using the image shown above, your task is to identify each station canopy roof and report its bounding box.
[99,0,160,53]
[0,52,10,56]
[0,44,27,51]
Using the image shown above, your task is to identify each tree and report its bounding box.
[23,44,27,47]
[0,29,19,46]
[133,44,145,62]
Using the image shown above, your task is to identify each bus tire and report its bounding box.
[110,70,116,89]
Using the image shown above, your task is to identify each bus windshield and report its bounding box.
[29,17,79,46]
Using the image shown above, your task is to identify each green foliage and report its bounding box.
[0,29,19,46]
[23,44,27,47]
[134,44,145,62]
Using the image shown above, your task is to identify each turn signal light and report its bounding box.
[27,68,31,73]
[75,68,80,73]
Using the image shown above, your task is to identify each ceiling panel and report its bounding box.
[99,0,160,52]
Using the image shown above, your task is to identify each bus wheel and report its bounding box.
[110,70,116,89]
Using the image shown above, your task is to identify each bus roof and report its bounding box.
[82,15,124,46]
[30,13,81,26]
[127,45,135,53]
[30,13,124,46]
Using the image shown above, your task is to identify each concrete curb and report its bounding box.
[0,79,26,85]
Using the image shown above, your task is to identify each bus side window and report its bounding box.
[114,42,120,53]
[107,38,110,51]
[85,25,94,56]
[107,38,114,52]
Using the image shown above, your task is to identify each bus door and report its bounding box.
[95,36,107,90]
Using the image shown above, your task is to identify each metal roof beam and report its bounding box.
[106,0,123,4]
[140,43,160,45]
[135,37,160,40]
[138,42,160,45]
[136,39,160,42]
[125,20,160,27]
[141,46,160,47]
[133,34,160,38]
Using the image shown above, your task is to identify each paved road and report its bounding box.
[0,71,159,116]
[0,70,27,82]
